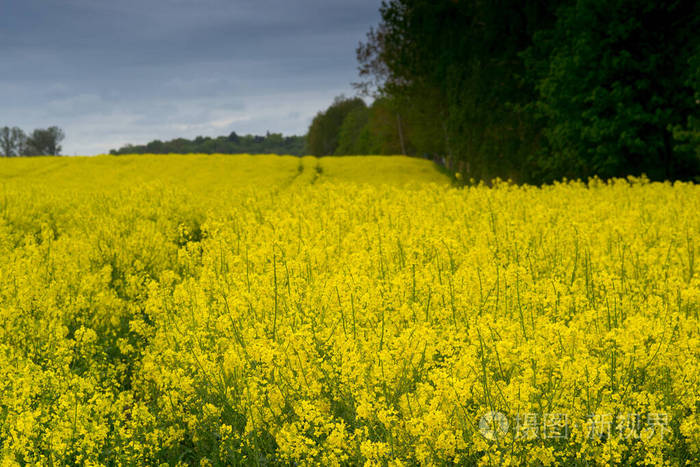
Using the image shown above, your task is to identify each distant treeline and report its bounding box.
[0,126,65,157]
[309,0,700,184]
[110,132,306,156]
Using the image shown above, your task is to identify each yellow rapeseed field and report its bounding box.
[0,154,698,465]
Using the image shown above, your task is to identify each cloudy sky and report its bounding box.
[0,0,382,154]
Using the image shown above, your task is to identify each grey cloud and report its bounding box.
[0,0,381,154]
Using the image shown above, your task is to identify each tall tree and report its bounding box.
[357,0,561,181]
[526,0,700,181]
[0,126,27,157]
[335,105,372,155]
[25,126,65,156]
[306,96,367,156]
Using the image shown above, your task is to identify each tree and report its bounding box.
[527,0,700,181]
[25,126,65,156]
[335,106,372,155]
[671,47,700,174]
[357,0,698,182]
[364,97,405,155]
[356,0,561,181]
[306,96,367,156]
[145,140,166,154]
[0,126,27,157]
[265,132,284,146]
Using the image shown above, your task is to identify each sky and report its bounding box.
[0,0,382,155]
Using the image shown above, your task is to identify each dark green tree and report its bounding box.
[335,106,372,155]
[527,0,700,181]
[671,48,700,170]
[24,126,65,156]
[306,96,367,156]
[357,0,561,181]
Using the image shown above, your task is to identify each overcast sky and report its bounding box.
[0,0,382,155]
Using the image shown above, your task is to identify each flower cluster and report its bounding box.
[0,154,698,465]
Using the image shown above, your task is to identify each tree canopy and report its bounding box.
[306,96,368,156]
[0,126,65,157]
[344,0,700,183]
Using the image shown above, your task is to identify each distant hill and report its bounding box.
[109,131,306,156]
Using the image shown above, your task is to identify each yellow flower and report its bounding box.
[0,154,697,465]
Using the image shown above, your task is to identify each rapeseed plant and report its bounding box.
[0,155,697,465]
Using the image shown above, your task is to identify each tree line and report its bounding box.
[109,132,305,156]
[309,0,700,183]
[0,126,65,157]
